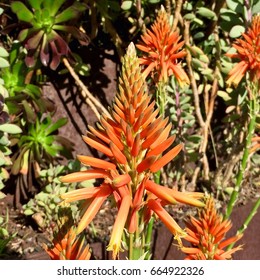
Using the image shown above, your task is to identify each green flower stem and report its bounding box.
[228,197,260,250]
[225,93,257,220]
[145,81,167,259]
[144,216,154,259]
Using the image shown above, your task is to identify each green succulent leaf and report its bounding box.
[0,47,9,58]
[229,25,245,38]
[28,0,44,10]
[196,7,217,20]
[54,2,86,24]
[23,208,34,215]
[49,0,67,16]
[121,1,133,10]
[11,1,34,23]
[0,58,9,68]
[45,117,67,136]
[0,124,22,134]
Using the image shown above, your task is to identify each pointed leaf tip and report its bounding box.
[127,42,136,57]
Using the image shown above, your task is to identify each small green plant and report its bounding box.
[10,113,72,202]
[11,0,87,69]
[0,209,16,256]
[22,161,81,231]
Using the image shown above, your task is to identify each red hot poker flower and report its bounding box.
[60,43,203,259]
[226,15,260,87]
[44,226,91,260]
[181,196,243,260]
[136,7,189,86]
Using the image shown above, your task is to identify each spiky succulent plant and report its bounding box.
[11,0,87,70]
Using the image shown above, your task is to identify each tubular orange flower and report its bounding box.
[60,42,203,259]
[44,226,91,260]
[136,6,189,86]
[181,196,243,260]
[226,15,260,87]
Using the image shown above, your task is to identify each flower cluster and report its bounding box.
[60,43,204,259]
[181,197,243,260]
[136,7,189,86]
[44,226,91,260]
[226,15,260,87]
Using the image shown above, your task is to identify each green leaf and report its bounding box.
[0,124,22,134]
[23,208,34,215]
[196,7,217,20]
[226,0,244,12]
[49,0,66,16]
[0,58,9,68]
[0,47,9,58]
[11,1,34,23]
[183,13,195,20]
[45,118,67,135]
[28,0,44,10]
[252,1,260,14]
[229,25,245,38]
[54,2,86,24]
[217,90,232,101]
[121,1,133,10]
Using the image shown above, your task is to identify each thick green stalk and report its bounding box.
[228,197,260,250]
[225,93,258,219]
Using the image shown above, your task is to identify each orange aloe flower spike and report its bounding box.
[181,196,243,260]
[136,6,189,86]
[226,15,260,87]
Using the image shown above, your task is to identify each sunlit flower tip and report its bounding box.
[181,196,243,260]
[77,155,116,170]
[226,15,260,87]
[107,195,132,259]
[112,173,131,188]
[136,7,189,85]
[147,199,186,239]
[60,169,109,183]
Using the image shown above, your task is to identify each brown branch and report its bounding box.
[184,20,205,128]
[63,57,110,119]
[172,0,183,31]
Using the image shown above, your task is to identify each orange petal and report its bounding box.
[77,155,116,170]
[137,156,157,173]
[147,135,176,157]
[147,199,186,237]
[82,135,113,157]
[61,186,100,203]
[112,173,131,188]
[150,143,183,172]
[77,184,113,234]
[107,195,132,259]
[145,180,177,204]
[131,133,141,156]
[88,125,110,144]
[61,169,109,183]
[110,142,127,164]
